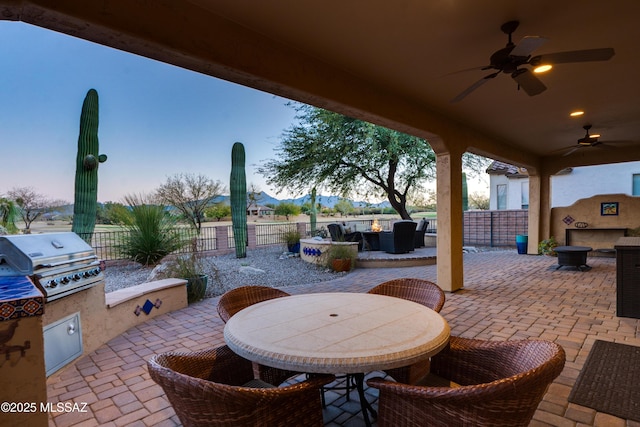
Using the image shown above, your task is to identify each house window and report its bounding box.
[497,184,507,210]
[521,181,529,209]
[633,174,640,196]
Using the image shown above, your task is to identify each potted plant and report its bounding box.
[326,243,357,272]
[538,236,558,256]
[166,254,208,303]
[282,229,301,253]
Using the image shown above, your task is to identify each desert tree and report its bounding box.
[469,192,490,210]
[246,183,262,214]
[259,104,488,220]
[156,173,226,234]
[274,202,300,220]
[7,187,53,233]
[205,203,232,221]
[334,198,354,217]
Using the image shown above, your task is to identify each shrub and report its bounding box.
[538,236,558,256]
[118,204,184,266]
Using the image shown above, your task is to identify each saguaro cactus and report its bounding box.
[462,172,468,211]
[230,142,247,258]
[310,187,317,234]
[72,89,107,242]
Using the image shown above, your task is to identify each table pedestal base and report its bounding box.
[354,373,377,427]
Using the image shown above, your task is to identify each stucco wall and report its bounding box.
[491,162,640,209]
[552,162,640,207]
[550,194,640,248]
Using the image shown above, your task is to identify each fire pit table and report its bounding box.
[554,246,592,271]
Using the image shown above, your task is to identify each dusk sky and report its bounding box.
[1,22,300,203]
[1,22,489,205]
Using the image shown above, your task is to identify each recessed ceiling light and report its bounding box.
[570,111,585,117]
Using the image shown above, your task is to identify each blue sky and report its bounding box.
[1,22,299,203]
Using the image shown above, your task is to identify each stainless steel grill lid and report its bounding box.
[0,232,103,301]
[0,232,95,274]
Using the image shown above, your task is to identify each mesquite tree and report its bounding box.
[259,104,488,219]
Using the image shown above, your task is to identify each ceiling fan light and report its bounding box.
[533,64,552,73]
[570,110,585,117]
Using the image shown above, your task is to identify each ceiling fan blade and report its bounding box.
[441,65,491,77]
[510,36,548,57]
[511,69,546,96]
[598,140,635,148]
[451,72,499,103]
[562,146,581,156]
[530,48,615,65]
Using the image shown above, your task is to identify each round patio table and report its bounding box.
[224,292,450,426]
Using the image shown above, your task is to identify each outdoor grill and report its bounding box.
[0,232,103,302]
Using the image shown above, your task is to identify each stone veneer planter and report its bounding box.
[300,238,358,266]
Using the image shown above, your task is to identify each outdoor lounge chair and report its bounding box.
[368,278,445,383]
[327,223,364,250]
[367,336,566,427]
[148,345,334,427]
[379,220,417,254]
[414,218,429,248]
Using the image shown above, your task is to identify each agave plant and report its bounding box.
[118,202,184,266]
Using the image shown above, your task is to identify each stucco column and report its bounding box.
[539,169,552,243]
[436,151,464,292]
[527,170,552,253]
[527,174,541,254]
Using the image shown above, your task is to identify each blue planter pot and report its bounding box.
[287,242,300,253]
[516,235,528,254]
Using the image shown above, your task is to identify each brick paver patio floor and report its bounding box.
[46,250,640,427]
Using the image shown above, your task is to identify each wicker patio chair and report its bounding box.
[368,278,445,312]
[368,278,445,383]
[367,336,566,427]
[217,285,295,385]
[217,285,290,323]
[148,345,334,427]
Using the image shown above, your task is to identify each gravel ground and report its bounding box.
[104,246,345,299]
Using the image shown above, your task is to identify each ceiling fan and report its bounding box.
[558,125,629,156]
[451,21,615,102]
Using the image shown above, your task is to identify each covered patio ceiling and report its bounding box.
[3,0,640,174]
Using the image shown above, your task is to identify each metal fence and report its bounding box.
[79,227,218,261]
[87,211,524,261]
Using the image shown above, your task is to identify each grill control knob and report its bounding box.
[47,279,58,288]
[60,276,70,284]
[72,273,82,281]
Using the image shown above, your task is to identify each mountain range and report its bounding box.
[213,191,391,209]
[48,192,390,216]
